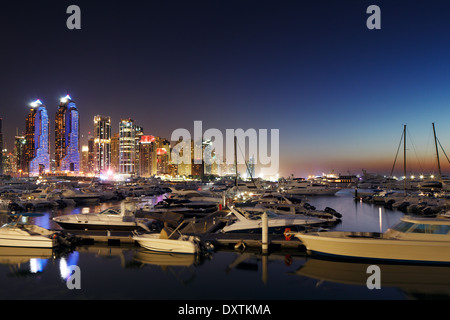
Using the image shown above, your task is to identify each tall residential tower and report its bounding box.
[55,95,80,173]
[25,100,50,175]
[93,115,111,174]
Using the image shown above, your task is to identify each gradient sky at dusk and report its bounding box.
[1,0,450,178]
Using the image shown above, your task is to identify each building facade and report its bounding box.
[55,95,80,173]
[93,115,111,174]
[119,118,136,175]
[25,100,50,175]
[14,135,27,174]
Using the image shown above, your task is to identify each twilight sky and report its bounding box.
[1,0,450,178]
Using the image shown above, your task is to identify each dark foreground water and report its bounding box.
[1,189,449,302]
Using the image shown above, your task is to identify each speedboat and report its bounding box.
[0,221,58,248]
[133,227,200,254]
[220,206,325,234]
[53,201,152,232]
[294,216,450,264]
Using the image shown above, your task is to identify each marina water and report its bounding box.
[0,189,449,300]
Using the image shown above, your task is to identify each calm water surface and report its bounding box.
[1,190,449,300]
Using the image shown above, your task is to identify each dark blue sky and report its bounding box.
[1,0,450,177]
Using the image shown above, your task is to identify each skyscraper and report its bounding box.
[0,117,3,175]
[55,95,80,173]
[139,135,156,177]
[119,118,136,175]
[93,115,111,174]
[110,132,120,173]
[25,100,50,175]
[14,134,27,174]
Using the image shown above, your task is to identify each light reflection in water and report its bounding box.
[59,251,79,280]
[29,258,48,273]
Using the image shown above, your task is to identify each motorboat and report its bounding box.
[294,216,450,263]
[279,179,339,196]
[133,227,200,254]
[220,206,325,234]
[0,220,58,248]
[53,201,153,232]
[60,188,101,204]
[244,192,342,223]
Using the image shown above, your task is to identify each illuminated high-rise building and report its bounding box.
[55,95,80,173]
[0,118,3,175]
[14,135,27,174]
[156,137,170,175]
[139,135,156,177]
[134,125,143,176]
[119,118,136,175]
[93,115,111,174]
[110,132,120,173]
[25,100,50,175]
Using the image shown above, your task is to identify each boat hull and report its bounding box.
[54,220,149,232]
[296,232,450,264]
[133,234,197,254]
[223,224,315,234]
[0,235,56,248]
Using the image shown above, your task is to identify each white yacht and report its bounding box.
[295,216,450,263]
[53,201,152,232]
[280,179,339,196]
[133,227,200,254]
[220,206,325,234]
[0,222,58,248]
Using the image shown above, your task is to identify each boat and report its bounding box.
[133,226,200,254]
[60,188,101,204]
[0,220,58,248]
[294,215,450,264]
[220,206,326,234]
[53,201,153,232]
[279,178,339,196]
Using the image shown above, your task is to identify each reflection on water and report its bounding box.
[0,191,448,299]
[293,257,450,299]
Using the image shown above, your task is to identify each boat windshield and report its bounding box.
[99,209,121,216]
[391,221,450,234]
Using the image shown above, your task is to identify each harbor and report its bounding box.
[0,177,449,300]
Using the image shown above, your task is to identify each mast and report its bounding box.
[403,124,407,194]
[432,122,442,181]
[234,136,238,187]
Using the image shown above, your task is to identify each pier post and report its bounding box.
[262,212,269,254]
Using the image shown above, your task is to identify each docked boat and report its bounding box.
[220,206,325,234]
[294,216,450,263]
[0,221,58,248]
[280,178,339,196]
[133,227,200,254]
[53,201,153,232]
[60,188,101,204]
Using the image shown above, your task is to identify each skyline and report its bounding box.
[2,0,450,178]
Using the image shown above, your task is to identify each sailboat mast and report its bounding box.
[432,122,442,180]
[234,136,238,187]
[403,124,407,193]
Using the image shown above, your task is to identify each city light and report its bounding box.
[29,99,42,108]
[60,95,72,103]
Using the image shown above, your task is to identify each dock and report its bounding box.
[60,209,306,252]
[63,228,305,252]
